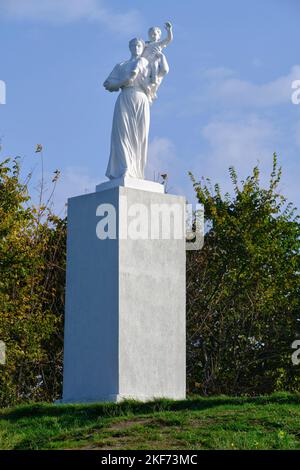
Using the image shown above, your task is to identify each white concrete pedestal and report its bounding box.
[62,181,186,403]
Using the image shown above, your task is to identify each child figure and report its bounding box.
[143,21,173,101]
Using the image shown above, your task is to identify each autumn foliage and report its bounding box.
[0,156,65,406]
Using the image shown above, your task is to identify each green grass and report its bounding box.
[0,393,299,450]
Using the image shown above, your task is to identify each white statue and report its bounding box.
[103,23,173,180]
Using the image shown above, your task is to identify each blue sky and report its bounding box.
[0,0,299,215]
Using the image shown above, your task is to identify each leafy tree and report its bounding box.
[0,156,66,406]
[187,154,300,395]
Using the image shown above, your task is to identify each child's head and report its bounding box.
[148,26,162,42]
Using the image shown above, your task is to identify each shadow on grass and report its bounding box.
[1,392,299,424]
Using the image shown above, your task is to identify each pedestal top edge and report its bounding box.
[96,176,165,194]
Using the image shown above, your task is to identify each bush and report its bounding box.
[187,154,300,395]
[0,156,66,406]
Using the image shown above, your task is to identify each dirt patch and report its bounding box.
[74,416,184,450]
[109,417,152,430]
[73,417,155,450]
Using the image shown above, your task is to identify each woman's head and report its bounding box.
[148,27,162,42]
[129,38,145,57]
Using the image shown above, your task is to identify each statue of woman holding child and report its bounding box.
[103,22,173,180]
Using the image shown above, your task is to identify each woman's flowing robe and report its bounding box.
[105,58,150,180]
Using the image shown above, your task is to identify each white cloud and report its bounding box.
[146,137,190,197]
[199,65,300,108]
[191,116,279,195]
[187,112,300,208]
[201,116,276,165]
[147,137,177,179]
[0,0,143,34]
[202,67,235,80]
[50,166,99,216]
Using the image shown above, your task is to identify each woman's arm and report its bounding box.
[103,78,119,92]
[104,76,130,92]
[103,64,132,92]
[103,62,140,92]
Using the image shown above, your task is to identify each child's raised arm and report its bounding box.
[159,21,173,49]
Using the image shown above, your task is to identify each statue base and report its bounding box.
[96,176,165,194]
[62,182,186,403]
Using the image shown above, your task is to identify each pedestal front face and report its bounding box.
[62,189,120,403]
[62,186,186,403]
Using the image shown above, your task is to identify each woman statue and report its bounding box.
[103,37,152,180]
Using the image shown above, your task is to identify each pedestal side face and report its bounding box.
[118,188,186,400]
[63,190,119,402]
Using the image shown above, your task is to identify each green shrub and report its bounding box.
[0,157,66,406]
[187,154,300,395]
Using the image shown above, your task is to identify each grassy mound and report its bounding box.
[0,393,299,450]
